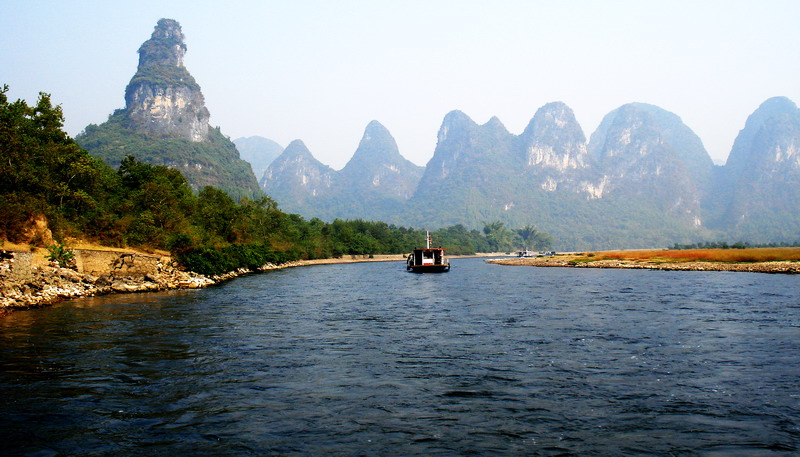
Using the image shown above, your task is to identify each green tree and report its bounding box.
[117,155,195,248]
[196,186,238,243]
[516,224,554,250]
[0,85,114,242]
[483,221,517,252]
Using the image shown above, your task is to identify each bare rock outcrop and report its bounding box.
[0,248,297,313]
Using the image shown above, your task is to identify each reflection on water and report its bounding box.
[1,258,799,455]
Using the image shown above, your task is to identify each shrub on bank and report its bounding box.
[173,243,301,276]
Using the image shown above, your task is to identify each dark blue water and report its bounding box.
[1,258,799,456]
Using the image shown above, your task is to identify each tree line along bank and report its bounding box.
[0,86,554,275]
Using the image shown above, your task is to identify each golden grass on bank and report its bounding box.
[588,247,800,263]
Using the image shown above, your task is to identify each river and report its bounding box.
[1,258,798,456]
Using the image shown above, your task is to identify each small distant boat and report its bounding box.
[407,232,450,273]
[516,249,556,258]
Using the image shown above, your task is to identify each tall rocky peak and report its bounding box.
[712,96,800,239]
[589,103,713,184]
[427,110,478,180]
[137,18,187,67]
[725,96,800,176]
[124,18,210,142]
[426,110,518,181]
[485,116,509,134]
[268,140,325,168]
[586,103,713,223]
[339,121,423,200]
[410,110,521,223]
[435,110,476,147]
[345,120,401,166]
[77,18,260,199]
[260,140,334,195]
[520,102,588,170]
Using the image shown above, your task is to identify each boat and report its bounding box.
[407,232,450,272]
[516,249,557,258]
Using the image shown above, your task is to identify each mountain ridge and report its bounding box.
[259,97,799,249]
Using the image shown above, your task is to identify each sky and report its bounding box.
[3,0,799,169]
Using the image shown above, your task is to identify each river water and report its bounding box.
[1,258,799,456]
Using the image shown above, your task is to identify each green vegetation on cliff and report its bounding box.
[77,110,261,201]
[126,65,200,95]
[126,18,199,94]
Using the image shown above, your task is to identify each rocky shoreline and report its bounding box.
[486,256,800,273]
[0,259,290,314]
[0,251,412,314]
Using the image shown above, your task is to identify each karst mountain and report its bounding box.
[74,19,799,250]
[77,19,261,200]
[261,98,800,249]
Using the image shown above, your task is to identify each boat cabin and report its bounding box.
[406,232,450,272]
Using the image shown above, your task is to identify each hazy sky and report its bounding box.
[3,0,799,169]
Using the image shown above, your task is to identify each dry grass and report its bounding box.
[587,247,800,263]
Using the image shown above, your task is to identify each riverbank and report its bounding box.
[0,248,504,314]
[486,250,800,274]
[0,251,377,313]
[0,257,348,314]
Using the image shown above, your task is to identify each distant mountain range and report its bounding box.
[260,121,424,221]
[260,97,800,250]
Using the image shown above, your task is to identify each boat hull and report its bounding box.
[406,237,450,273]
[407,263,450,273]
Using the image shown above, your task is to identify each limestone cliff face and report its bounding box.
[125,85,209,142]
[519,102,590,195]
[710,97,800,240]
[587,103,713,224]
[124,19,210,142]
[520,102,588,171]
[78,18,261,199]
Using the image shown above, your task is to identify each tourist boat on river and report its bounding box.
[407,232,450,272]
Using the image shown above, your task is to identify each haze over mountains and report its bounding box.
[233,136,283,182]
[261,97,800,250]
[73,19,798,250]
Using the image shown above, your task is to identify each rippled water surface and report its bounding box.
[2,258,799,456]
